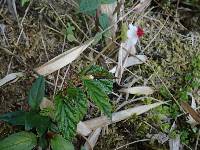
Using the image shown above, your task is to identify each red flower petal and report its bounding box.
[136,27,144,38]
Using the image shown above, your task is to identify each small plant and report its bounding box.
[0,65,113,150]
[179,54,200,102]
[149,55,200,145]
[65,23,76,42]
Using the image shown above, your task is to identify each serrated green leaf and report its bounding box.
[51,134,74,150]
[79,0,100,13]
[20,0,29,6]
[0,111,26,126]
[96,79,113,94]
[55,87,87,140]
[83,79,112,117]
[101,0,116,4]
[99,13,110,30]
[25,111,50,136]
[0,131,37,150]
[28,76,45,110]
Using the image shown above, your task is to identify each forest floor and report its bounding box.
[0,0,200,150]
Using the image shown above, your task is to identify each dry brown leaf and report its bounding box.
[35,40,93,76]
[181,102,200,124]
[119,86,154,95]
[39,97,54,110]
[110,55,147,73]
[186,93,199,126]
[0,72,24,87]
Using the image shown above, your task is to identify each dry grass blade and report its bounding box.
[0,72,23,87]
[115,43,136,84]
[133,0,151,13]
[119,86,154,95]
[84,128,102,150]
[80,101,166,135]
[35,40,94,76]
[111,101,164,123]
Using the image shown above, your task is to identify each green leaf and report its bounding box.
[55,87,87,140]
[51,134,74,150]
[99,13,110,30]
[0,131,37,150]
[83,79,112,117]
[79,0,100,13]
[25,111,50,136]
[65,23,76,42]
[83,10,97,16]
[66,23,75,35]
[0,111,26,126]
[38,134,48,149]
[96,79,113,94]
[101,0,116,4]
[20,0,29,6]
[28,76,45,110]
[67,34,76,42]
[81,146,87,150]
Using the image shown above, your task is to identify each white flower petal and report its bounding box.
[127,30,133,38]
[129,24,134,30]
[129,24,137,31]
[129,37,138,45]
[125,24,140,49]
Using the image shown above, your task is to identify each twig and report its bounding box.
[116,96,147,111]
[7,0,32,74]
[60,65,70,90]
[49,4,89,39]
[53,38,66,98]
[114,139,150,150]
[40,32,49,61]
[195,129,200,150]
